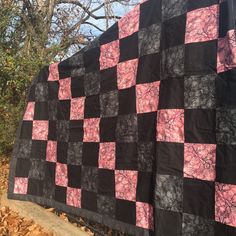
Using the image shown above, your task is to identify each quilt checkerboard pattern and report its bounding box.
[7,0,236,235]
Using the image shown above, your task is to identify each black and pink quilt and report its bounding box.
[7,0,236,235]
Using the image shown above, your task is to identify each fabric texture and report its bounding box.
[7,0,236,235]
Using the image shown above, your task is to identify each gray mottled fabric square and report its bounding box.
[137,142,155,172]
[138,23,161,56]
[184,75,216,109]
[67,142,83,165]
[216,108,236,145]
[43,180,55,199]
[97,194,115,218]
[18,139,32,159]
[84,72,100,96]
[116,114,138,142]
[81,166,98,192]
[155,174,183,212]
[162,0,187,21]
[182,213,214,236]
[162,45,185,79]
[48,100,58,120]
[100,90,118,117]
[56,120,69,142]
[35,82,48,102]
[29,159,46,180]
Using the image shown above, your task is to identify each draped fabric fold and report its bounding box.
[7,0,236,235]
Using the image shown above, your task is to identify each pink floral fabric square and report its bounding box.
[136,202,154,230]
[117,59,138,90]
[185,5,219,44]
[184,143,216,181]
[58,77,71,100]
[217,30,236,73]
[115,170,138,202]
[48,62,59,81]
[13,177,28,194]
[215,182,236,227]
[156,109,184,143]
[32,120,49,140]
[118,4,140,39]
[83,118,100,142]
[66,187,81,208]
[46,141,57,162]
[23,102,35,120]
[55,163,68,187]
[99,142,116,170]
[100,40,120,70]
[136,81,160,113]
[70,97,85,120]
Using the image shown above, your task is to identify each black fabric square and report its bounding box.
[216,71,236,108]
[116,114,138,142]
[44,161,56,181]
[69,120,83,142]
[34,102,49,120]
[58,60,72,79]
[185,109,216,143]
[98,169,115,196]
[183,178,215,219]
[100,67,117,93]
[159,77,184,109]
[81,166,98,192]
[82,143,99,167]
[71,76,85,98]
[84,95,100,118]
[30,140,47,160]
[36,66,49,83]
[83,47,100,72]
[116,142,138,170]
[216,144,236,184]
[136,53,161,84]
[81,190,97,211]
[138,112,157,141]
[57,100,70,120]
[48,121,57,140]
[100,116,117,142]
[215,221,236,236]
[185,40,217,76]
[54,185,67,203]
[97,195,115,218]
[15,158,31,177]
[219,1,235,38]
[48,81,59,100]
[137,142,155,172]
[119,33,139,62]
[136,172,154,203]
[162,14,186,49]
[115,199,136,225]
[155,209,182,236]
[27,179,43,196]
[187,0,218,11]
[68,165,81,188]
[118,87,136,115]
[57,141,68,164]
[20,121,33,139]
[156,142,184,177]
[56,120,69,142]
[28,84,36,102]
[139,0,162,29]
[99,22,119,45]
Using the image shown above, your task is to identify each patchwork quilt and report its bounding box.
[7,0,236,235]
